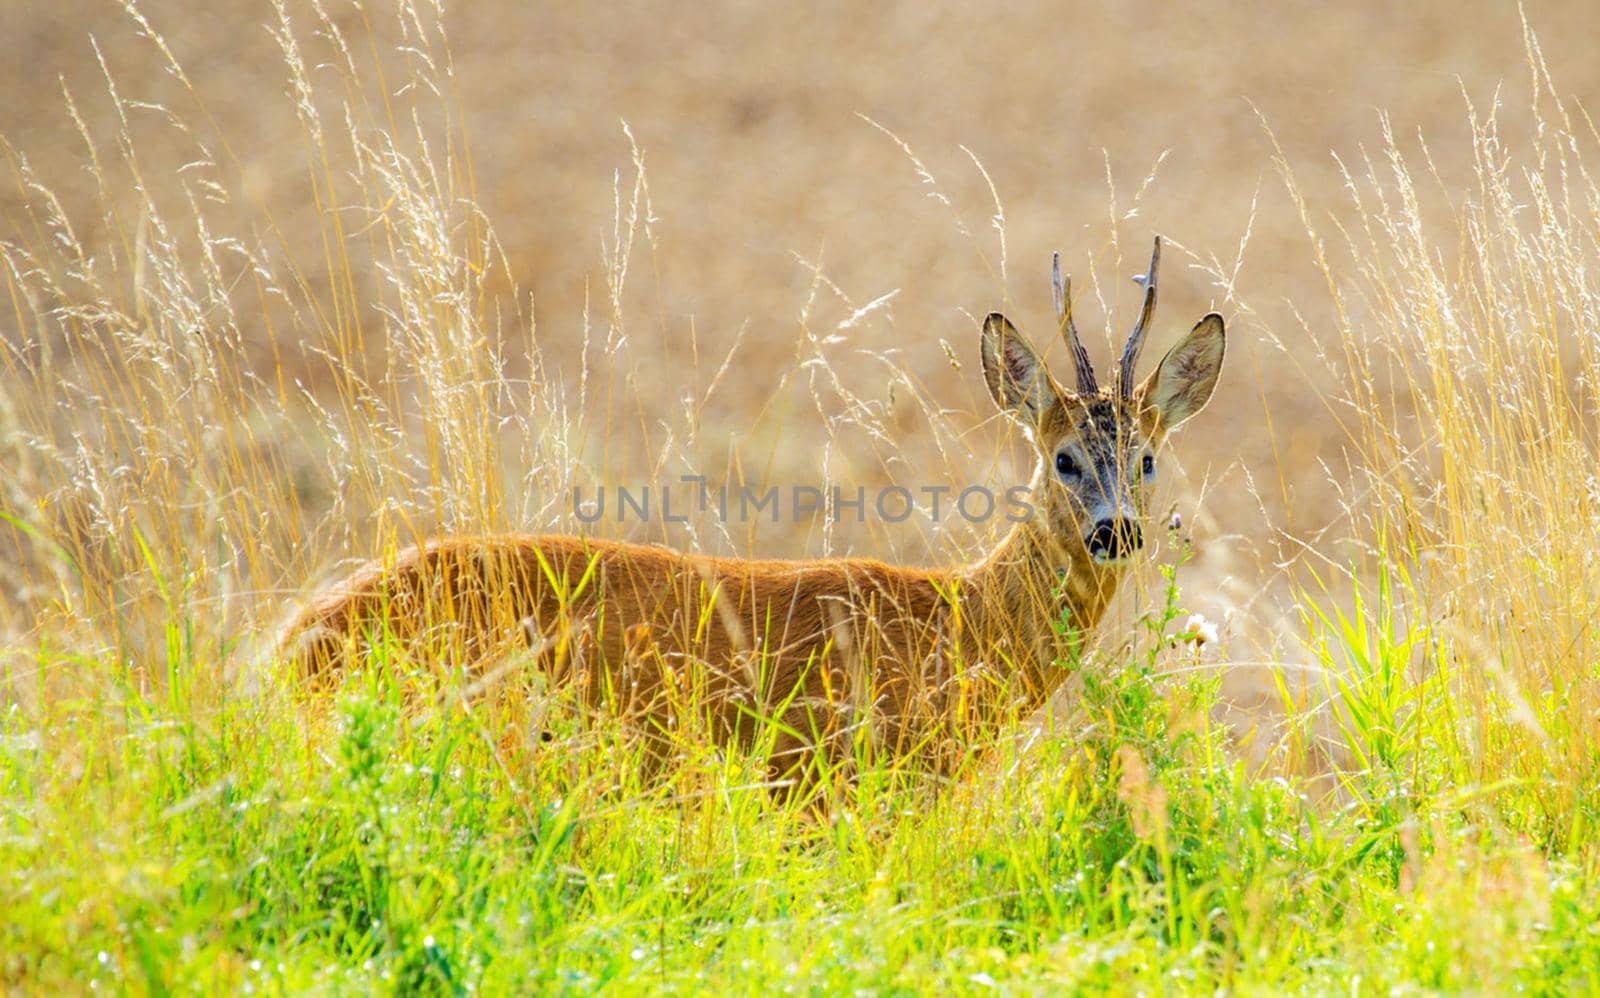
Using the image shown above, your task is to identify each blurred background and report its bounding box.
[4,1,1598,728]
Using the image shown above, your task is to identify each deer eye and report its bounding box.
[1056,452,1080,479]
[1141,453,1156,478]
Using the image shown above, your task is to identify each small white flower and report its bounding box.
[1184,613,1218,647]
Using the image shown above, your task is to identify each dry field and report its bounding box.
[3,1,1597,668]
[5,1,1595,631]
[5,0,1600,989]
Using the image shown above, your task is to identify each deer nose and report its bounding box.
[1087,518,1143,561]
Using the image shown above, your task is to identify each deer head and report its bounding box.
[980,237,1226,567]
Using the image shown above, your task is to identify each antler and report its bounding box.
[1119,235,1161,398]
[1052,252,1098,395]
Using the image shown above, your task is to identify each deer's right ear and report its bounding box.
[981,313,1058,431]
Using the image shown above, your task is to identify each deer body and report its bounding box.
[280,239,1227,788]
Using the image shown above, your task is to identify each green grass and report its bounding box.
[6,560,1600,993]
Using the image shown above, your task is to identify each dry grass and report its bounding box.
[0,2,1592,644]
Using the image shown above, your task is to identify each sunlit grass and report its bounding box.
[4,1,1600,992]
[5,552,1598,991]
[1268,23,1600,852]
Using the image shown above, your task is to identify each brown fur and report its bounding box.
[278,510,1122,784]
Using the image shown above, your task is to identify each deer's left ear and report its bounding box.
[1139,313,1226,433]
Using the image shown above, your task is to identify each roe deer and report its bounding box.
[279,237,1226,791]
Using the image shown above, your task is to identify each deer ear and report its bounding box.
[1140,312,1225,433]
[980,313,1059,430]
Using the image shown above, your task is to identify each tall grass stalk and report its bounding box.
[1278,23,1600,847]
